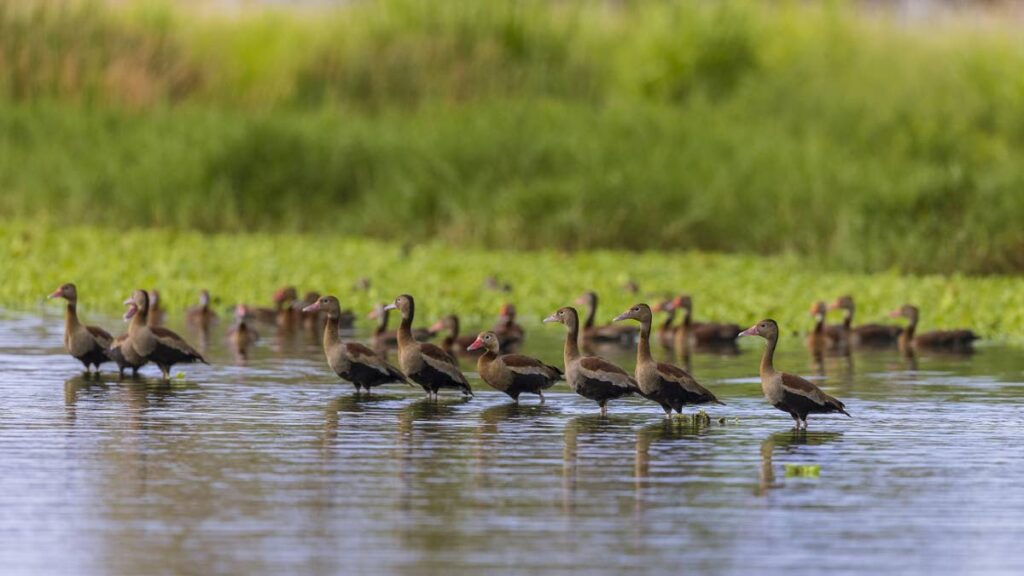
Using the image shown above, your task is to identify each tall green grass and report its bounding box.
[1,0,1024,273]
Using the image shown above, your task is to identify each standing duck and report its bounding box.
[614,303,723,419]
[430,314,478,358]
[385,295,473,398]
[828,295,901,348]
[491,303,525,348]
[889,304,978,353]
[228,305,259,358]
[739,319,850,429]
[575,291,637,345]
[468,331,561,403]
[304,295,408,393]
[186,289,219,332]
[123,289,207,380]
[805,301,828,357]
[653,299,677,349]
[108,332,147,378]
[251,286,299,329]
[543,306,638,415]
[671,295,741,350]
[48,283,112,374]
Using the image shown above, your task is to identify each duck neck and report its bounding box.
[583,299,596,330]
[843,307,853,330]
[128,307,148,336]
[323,314,342,349]
[903,314,917,341]
[449,317,460,340]
[659,307,676,336]
[813,314,824,334]
[682,307,693,328]
[374,308,388,337]
[397,303,415,347]
[64,301,80,332]
[637,317,654,365]
[760,334,777,377]
[477,349,497,373]
[564,316,581,364]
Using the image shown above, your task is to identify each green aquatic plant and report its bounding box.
[4,223,1023,341]
[784,464,822,478]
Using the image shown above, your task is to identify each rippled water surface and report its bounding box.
[2,310,1023,575]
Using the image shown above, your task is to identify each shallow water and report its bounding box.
[1,309,1023,575]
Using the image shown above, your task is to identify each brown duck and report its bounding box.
[228,305,259,358]
[430,314,479,358]
[670,295,741,349]
[123,289,207,380]
[146,289,164,327]
[805,301,828,356]
[385,295,472,398]
[544,306,639,415]
[48,283,112,374]
[304,296,408,393]
[468,331,561,403]
[828,295,901,349]
[186,289,219,332]
[739,319,850,429]
[575,291,637,345]
[889,304,978,353]
[614,303,723,418]
[491,303,525,348]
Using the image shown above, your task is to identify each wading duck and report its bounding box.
[575,291,637,345]
[739,319,850,429]
[252,286,299,329]
[385,294,472,398]
[670,295,741,350]
[123,289,206,380]
[228,305,258,358]
[806,301,828,357]
[828,295,901,348]
[186,289,219,332]
[468,331,561,403]
[107,331,146,379]
[304,296,408,393]
[430,314,479,358]
[48,283,112,374]
[369,302,433,349]
[492,303,525,348]
[544,306,638,415]
[889,304,978,353]
[614,303,723,419]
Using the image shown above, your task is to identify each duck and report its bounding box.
[575,291,637,345]
[228,305,259,358]
[467,331,561,403]
[185,289,219,332]
[48,283,112,374]
[828,295,901,348]
[146,289,164,327]
[653,299,677,349]
[369,302,433,349]
[670,295,741,350]
[614,303,723,419]
[107,331,147,378]
[739,319,850,429]
[304,295,408,393]
[805,301,828,357]
[251,286,299,329]
[429,314,479,357]
[543,306,638,415]
[385,294,473,398]
[123,289,207,380]
[491,303,525,348]
[889,304,978,353]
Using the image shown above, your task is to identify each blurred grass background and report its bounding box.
[1,0,1023,274]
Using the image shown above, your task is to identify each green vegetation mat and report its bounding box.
[4,223,1022,340]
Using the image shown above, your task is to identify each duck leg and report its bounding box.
[599,401,607,416]
[538,390,545,404]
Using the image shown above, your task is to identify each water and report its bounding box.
[1,309,1023,575]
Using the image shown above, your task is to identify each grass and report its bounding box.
[4,222,1023,341]
[1,1,1024,273]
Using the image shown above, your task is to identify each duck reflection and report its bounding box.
[634,417,711,481]
[757,430,842,496]
[473,402,557,481]
[322,393,397,448]
[562,414,630,514]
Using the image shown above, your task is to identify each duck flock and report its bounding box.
[49,282,978,430]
